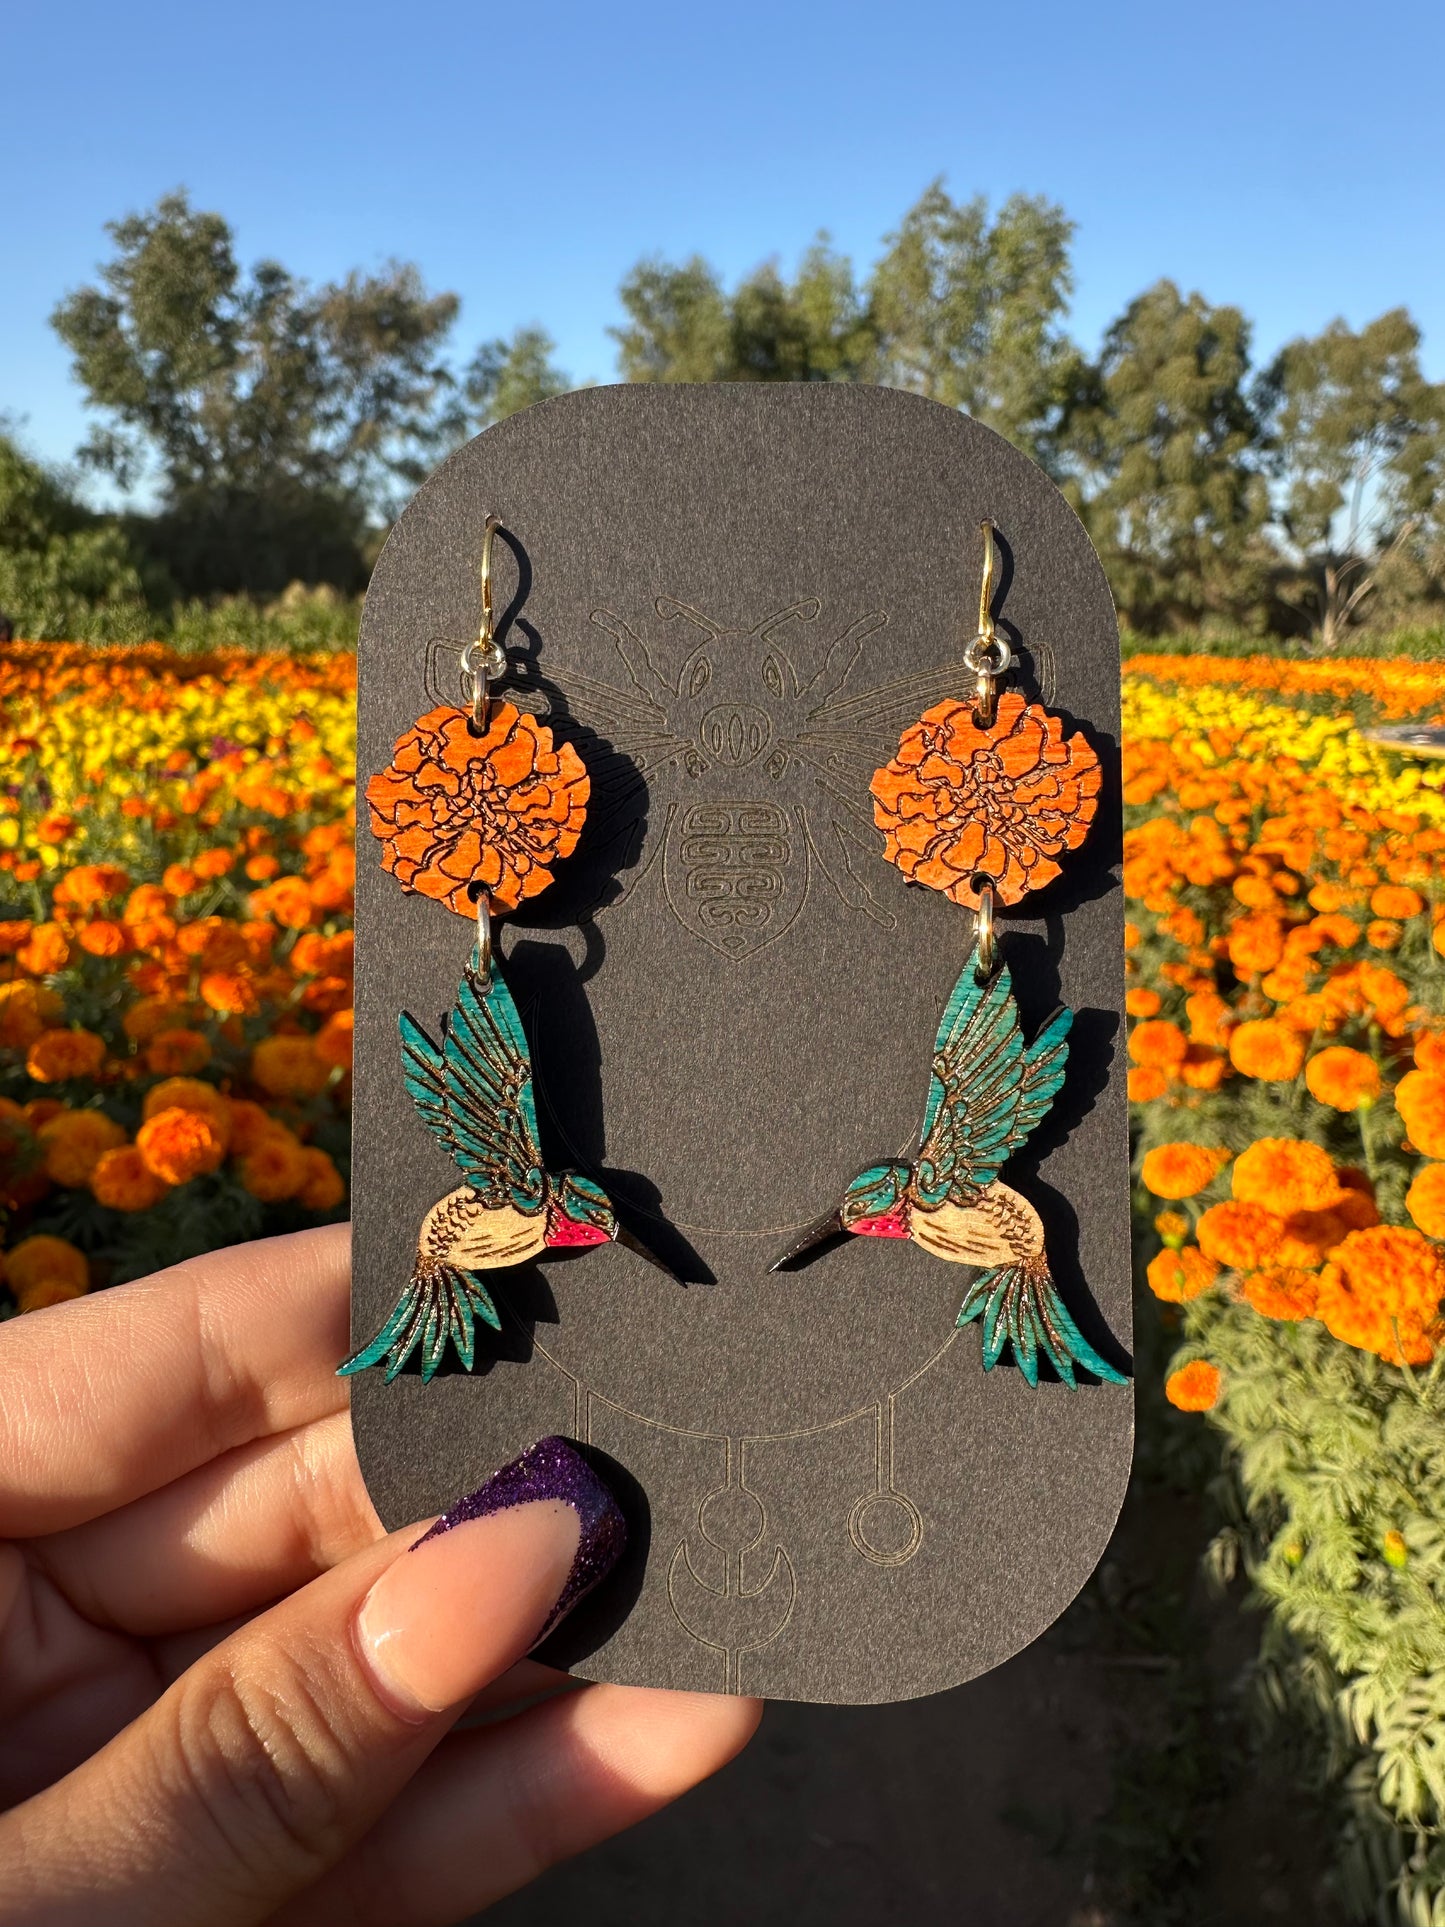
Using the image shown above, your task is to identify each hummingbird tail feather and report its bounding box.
[338,1265,501,1383]
[957,1257,1126,1389]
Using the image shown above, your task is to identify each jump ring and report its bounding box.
[474,890,493,982]
[963,631,1013,677]
[972,878,997,982]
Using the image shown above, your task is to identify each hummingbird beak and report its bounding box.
[615,1222,683,1285]
[769,1207,846,1273]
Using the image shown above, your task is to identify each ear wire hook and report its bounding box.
[460,512,507,729]
[962,519,1012,728]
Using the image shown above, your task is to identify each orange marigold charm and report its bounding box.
[366,702,589,916]
[870,690,1101,908]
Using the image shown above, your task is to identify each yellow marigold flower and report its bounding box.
[1372,884,1423,920]
[1197,1200,1283,1270]
[16,922,70,976]
[26,1028,107,1084]
[38,1109,126,1187]
[1129,1020,1188,1071]
[1228,1019,1305,1083]
[1146,1245,1219,1303]
[1232,1138,1346,1215]
[0,981,64,1051]
[1396,1070,1445,1160]
[1128,1065,1171,1103]
[6,1233,89,1296]
[297,1146,346,1211]
[142,1077,232,1147]
[1154,1210,1190,1247]
[1406,1164,1445,1241]
[1165,1360,1221,1411]
[251,1035,330,1099]
[145,1029,212,1076]
[1241,1266,1319,1322]
[1305,1046,1381,1112]
[1316,1225,1445,1366]
[237,1131,309,1202]
[315,1010,353,1072]
[136,1107,227,1185]
[91,1144,169,1211]
[1141,1142,1230,1200]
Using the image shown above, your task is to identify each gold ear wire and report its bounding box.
[963,520,1013,727]
[460,512,506,728]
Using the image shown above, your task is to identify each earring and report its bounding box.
[342,514,675,1384]
[772,522,1125,1389]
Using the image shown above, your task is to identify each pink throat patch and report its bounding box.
[546,1212,611,1249]
[850,1210,910,1240]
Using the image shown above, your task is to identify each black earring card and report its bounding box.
[349,384,1132,1706]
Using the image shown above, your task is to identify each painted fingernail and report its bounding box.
[356,1438,625,1719]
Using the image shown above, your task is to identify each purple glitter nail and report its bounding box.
[413,1436,627,1640]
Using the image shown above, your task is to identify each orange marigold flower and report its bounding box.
[367,702,591,917]
[122,997,190,1043]
[1141,1142,1230,1200]
[248,875,314,930]
[1406,1164,1445,1241]
[1196,1200,1283,1270]
[226,1098,287,1157]
[91,1144,169,1211]
[136,1107,227,1185]
[1396,1070,1445,1160]
[1372,884,1423,920]
[162,863,199,898]
[237,1131,310,1202]
[1315,1226,1445,1366]
[53,863,130,912]
[1179,1045,1228,1091]
[1128,1066,1170,1103]
[0,920,33,956]
[300,974,351,1016]
[1165,1360,1222,1411]
[145,1029,212,1076]
[26,1028,106,1084]
[1366,920,1401,951]
[245,853,281,882]
[1416,1032,1445,1076]
[125,884,171,923]
[77,920,130,958]
[1126,988,1162,1018]
[297,1146,346,1211]
[1227,916,1285,977]
[6,1233,89,1296]
[142,1077,232,1146]
[200,971,260,1017]
[1228,1019,1305,1083]
[1305,1046,1381,1112]
[38,1108,126,1186]
[192,848,236,880]
[0,981,64,1051]
[1129,1020,1189,1071]
[1185,990,1230,1049]
[16,922,70,976]
[1308,882,1349,913]
[314,1010,353,1072]
[16,1277,86,1312]
[1124,922,1141,950]
[1146,1245,1220,1303]
[1232,874,1277,910]
[1232,1138,1346,1215]
[251,1035,330,1100]
[1154,1210,1190,1246]
[1241,1266,1320,1322]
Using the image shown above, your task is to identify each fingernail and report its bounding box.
[356,1438,625,1719]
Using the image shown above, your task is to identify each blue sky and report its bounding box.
[4,0,1443,496]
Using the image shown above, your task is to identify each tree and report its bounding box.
[1061,281,1270,632]
[870,183,1083,467]
[464,327,571,427]
[51,192,461,595]
[613,240,876,384]
[0,433,154,640]
[1258,311,1445,646]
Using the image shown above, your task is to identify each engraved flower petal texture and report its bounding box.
[870,691,1102,908]
[365,703,589,915]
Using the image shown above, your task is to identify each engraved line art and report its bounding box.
[848,1393,925,1568]
[667,1437,797,1693]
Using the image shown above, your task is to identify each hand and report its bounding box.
[0,1226,760,1923]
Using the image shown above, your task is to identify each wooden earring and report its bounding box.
[772,522,1125,1389]
[342,515,676,1384]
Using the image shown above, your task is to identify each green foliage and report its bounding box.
[465,326,571,426]
[0,433,155,640]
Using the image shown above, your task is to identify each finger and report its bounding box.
[0,1443,623,1927]
[29,1411,383,1635]
[278,1685,763,1927]
[0,1224,351,1538]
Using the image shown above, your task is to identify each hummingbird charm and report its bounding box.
[341,954,675,1382]
[771,960,1125,1389]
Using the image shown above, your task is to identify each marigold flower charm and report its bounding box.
[870,689,1102,908]
[365,701,590,916]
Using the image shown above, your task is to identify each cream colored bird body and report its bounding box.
[909,1179,1045,1266]
[417,1185,548,1273]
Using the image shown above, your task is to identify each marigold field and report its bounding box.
[6,637,1445,1916]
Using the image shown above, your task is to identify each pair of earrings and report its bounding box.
[341,518,1124,1391]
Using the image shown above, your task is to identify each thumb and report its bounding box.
[0,1439,624,1927]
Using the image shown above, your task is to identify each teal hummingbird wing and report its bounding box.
[913,961,1072,1209]
[441,958,548,1214]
